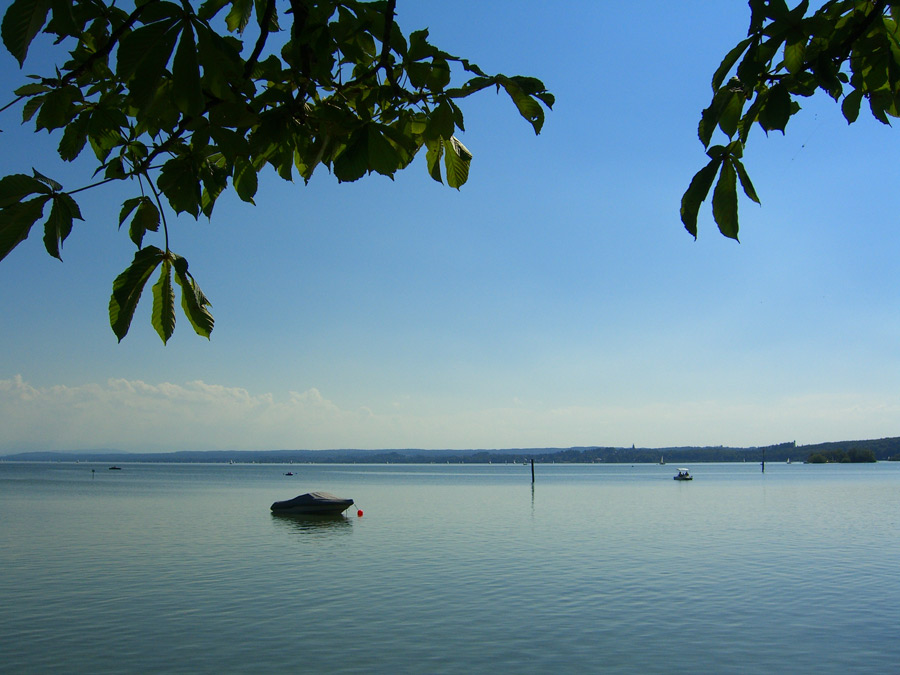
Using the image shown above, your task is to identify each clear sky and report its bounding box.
[1,1,898,453]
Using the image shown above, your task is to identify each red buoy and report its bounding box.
[357,509,364,517]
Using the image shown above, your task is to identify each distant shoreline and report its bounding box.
[3,437,898,464]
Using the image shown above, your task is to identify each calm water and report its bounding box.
[1,461,898,673]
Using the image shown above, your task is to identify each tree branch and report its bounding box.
[243,0,278,79]
[63,1,159,85]
[336,0,397,91]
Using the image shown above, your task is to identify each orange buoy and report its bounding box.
[357,509,364,517]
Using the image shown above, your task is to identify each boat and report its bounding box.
[270,491,354,515]
[108,466,122,470]
[673,468,692,481]
[659,455,665,465]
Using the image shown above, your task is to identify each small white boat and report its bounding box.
[659,455,666,465]
[270,491,354,515]
[673,468,692,481]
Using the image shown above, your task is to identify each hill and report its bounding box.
[2,437,899,463]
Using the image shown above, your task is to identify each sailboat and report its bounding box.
[659,455,666,465]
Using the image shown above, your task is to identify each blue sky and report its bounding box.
[1,1,898,452]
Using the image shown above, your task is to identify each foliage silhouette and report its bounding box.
[0,0,552,341]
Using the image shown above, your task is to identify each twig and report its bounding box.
[243,0,278,79]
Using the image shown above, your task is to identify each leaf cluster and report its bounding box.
[682,0,900,241]
[0,0,552,341]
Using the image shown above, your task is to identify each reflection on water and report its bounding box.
[270,511,353,533]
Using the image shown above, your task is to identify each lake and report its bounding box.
[1,461,898,673]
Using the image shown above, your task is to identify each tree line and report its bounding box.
[5,437,899,463]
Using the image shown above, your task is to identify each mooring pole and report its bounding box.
[531,458,535,483]
[761,448,766,473]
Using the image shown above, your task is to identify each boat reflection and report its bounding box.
[270,511,353,533]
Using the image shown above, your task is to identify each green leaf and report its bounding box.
[195,23,244,100]
[680,158,722,238]
[712,37,753,91]
[698,103,717,148]
[85,105,129,163]
[109,246,165,342]
[712,160,739,240]
[118,197,143,227]
[58,112,90,161]
[138,1,182,24]
[733,157,760,204]
[1,0,50,67]
[426,101,454,141]
[0,173,50,208]
[367,125,401,176]
[405,60,426,89]
[233,156,257,203]
[32,168,61,192]
[333,129,368,183]
[759,83,792,133]
[784,39,806,74]
[198,0,231,21]
[699,86,740,147]
[116,20,179,107]
[116,20,175,80]
[501,78,546,135]
[158,156,202,217]
[718,90,744,138]
[14,81,48,96]
[172,23,205,116]
[34,85,81,132]
[21,94,44,122]
[0,196,49,260]
[124,198,160,248]
[44,0,78,36]
[172,255,214,339]
[408,29,434,62]
[42,192,81,260]
[425,138,443,184]
[841,88,863,124]
[427,58,452,91]
[151,259,176,343]
[225,0,252,33]
[443,136,471,189]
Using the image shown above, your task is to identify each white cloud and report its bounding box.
[1,375,897,453]
[0,376,373,452]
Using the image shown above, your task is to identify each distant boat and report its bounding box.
[673,468,692,481]
[786,458,791,464]
[108,466,122,470]
[659,456,666,465]
[270,492,354,516]
[284,472,295,476]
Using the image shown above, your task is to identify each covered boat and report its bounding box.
[270,491,354,515]
[673,468,692,481]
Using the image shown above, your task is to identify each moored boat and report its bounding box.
[270,491,354,515]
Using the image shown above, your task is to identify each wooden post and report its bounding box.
[531,458,535,483]
[761,448,766,473]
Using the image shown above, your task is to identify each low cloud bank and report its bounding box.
[1,375,897,452]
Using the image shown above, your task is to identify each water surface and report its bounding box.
[2,461,898,673]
